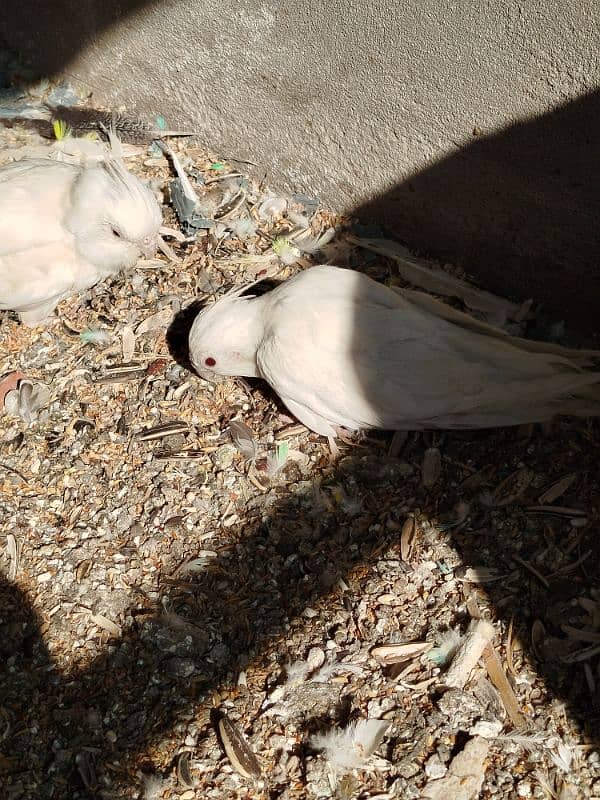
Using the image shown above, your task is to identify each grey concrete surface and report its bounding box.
[2,1,599,331]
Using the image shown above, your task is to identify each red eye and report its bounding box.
[205,357,216,367]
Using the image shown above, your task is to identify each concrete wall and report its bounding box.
[2,1,599,333]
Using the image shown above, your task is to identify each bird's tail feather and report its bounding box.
[553,378,600,418]
[399,287,600,367]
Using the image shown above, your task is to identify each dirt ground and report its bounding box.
[0,101,599,800]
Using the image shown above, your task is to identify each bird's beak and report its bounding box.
[140,236,158,259]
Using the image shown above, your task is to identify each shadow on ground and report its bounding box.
[1,417,599,797]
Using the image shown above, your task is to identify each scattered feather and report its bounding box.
[279,657,313,692]
[294,226,336,254]
[549,741,574,774]
[0,371,26,407]
[228,217,257,239]
[329,484,363,515]
[427,629,463,666]
[258,195,287,219]
[52,118,71,140]
[311,661,364,683]
[266,441,289,477]
[229,419,258,461]
[286,209,310,227]
[141,773,166,800]
[496,732,548,752]
[4,380,51,423]
[311,718,390,774]
[79,327,111,346]
[272,236,302,265]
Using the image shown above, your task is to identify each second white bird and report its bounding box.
[0,149,162,325]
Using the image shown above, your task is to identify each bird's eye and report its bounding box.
[205,357,216,367]
[111,227,122,238]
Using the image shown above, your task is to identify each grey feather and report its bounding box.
[1,105,193,144]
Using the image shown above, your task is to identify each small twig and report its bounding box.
[0,462,27,481]
[204,172,244,185]
[512,554,550,588]
[547,549,593,578]
[506,616,518,677]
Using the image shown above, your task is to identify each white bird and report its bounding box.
[188,265,600,438]
[0,144,162,325]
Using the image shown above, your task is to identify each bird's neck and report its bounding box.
[227,297,265,378]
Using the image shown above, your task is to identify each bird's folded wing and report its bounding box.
[0,241,80,311]
[396,287,600,365]
[349,299,600,428]
[0,160,77,257]
[258,283,599,431]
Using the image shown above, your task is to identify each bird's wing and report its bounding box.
[257,283,390,431]
[0,160,78,258]
[0,241,82,312]
[257,268,599,431]
[0,160,85,313]
[396,287,600,365]
[347,298,599,429]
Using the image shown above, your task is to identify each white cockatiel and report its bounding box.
[188,266,600,438]
[0,144,162,325]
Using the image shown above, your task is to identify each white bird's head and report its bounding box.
[66,155,162,274]
[188,285,265,381]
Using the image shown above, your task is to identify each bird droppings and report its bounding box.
[0,81,599,800]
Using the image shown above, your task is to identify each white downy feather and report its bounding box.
[311,718,391,774]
